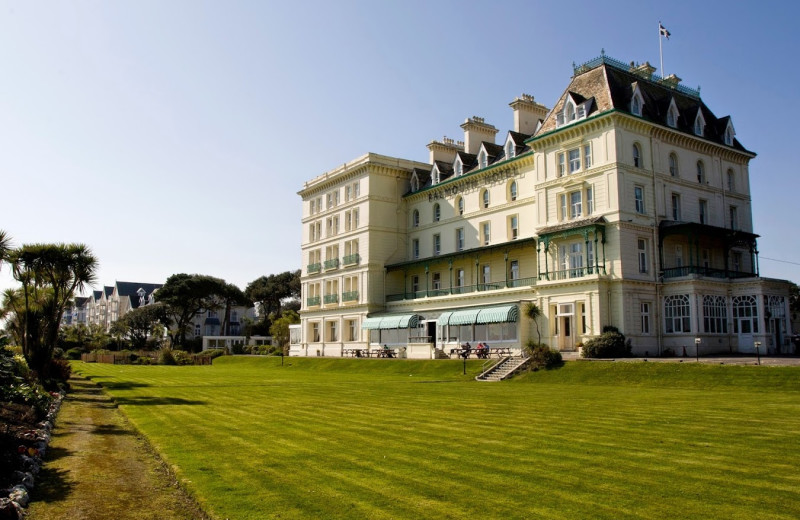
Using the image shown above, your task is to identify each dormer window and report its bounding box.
[667,99,679,128]
[630,87,644,117]
[478,150,488,169]
[410,174,419,192]
[694,110,706,137]
[505,139,515,159]
[432,165,440,184]
[566,101,576,122]
[724,120,735,146]
[556,94,591,128]
[454,158,463,176]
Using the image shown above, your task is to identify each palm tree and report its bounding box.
[0,230,11,269]
[524,301,542,347]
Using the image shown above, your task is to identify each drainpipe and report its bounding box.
[650,134,663,355]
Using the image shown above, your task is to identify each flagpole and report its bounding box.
[659,21,664,76]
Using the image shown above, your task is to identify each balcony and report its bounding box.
[307,263,322,274]
[306,296,321,307]
[662,266,757,280]
[538,267,598,281]
[386,277,537,302]
[342,291,359,302]
[324,294,339,304]
[342,253,361,266]
[324,258,340,270]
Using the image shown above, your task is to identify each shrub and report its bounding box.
[158,348,176,366]
[65,347,84,360]
[602,325,620,334]
[172,350,194,365]
[49,358,72,382]
[231,343,245,355]
[581,330,630,358]
[196,349,225,361]
[525,342,562,370]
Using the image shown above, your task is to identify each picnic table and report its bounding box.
[449,346,513,359]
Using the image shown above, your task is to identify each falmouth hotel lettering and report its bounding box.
[427,167,520,202]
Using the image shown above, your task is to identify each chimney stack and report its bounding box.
[509,94,549,135]
[460,116,498,155]
[427,137,464,164]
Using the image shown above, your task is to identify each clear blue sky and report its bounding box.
[1,0,798,294]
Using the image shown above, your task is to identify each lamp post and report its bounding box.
[694,337,701,362]
[754,341,761,365]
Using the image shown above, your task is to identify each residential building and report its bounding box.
[295,55,794,358]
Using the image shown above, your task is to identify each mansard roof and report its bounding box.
[535,56,752,154]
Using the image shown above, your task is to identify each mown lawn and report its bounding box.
[73,358,800,520]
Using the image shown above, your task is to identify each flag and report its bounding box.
[659,23,671,39]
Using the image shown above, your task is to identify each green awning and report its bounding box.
[437,311,453,326]
[362,317,384,330]
[476,305,519,324]
[361,314,422,330]
[449,308,482,326]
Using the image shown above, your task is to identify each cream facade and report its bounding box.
[295,56,794,358]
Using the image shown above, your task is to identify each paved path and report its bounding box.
[26,376,209,520]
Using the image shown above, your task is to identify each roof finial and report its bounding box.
[601,48,605,57]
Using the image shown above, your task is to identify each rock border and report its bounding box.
[0,391,64,520]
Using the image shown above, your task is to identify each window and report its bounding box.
[729,206,739,230]
[412,209,419,228]
[478,150,487,169]
[566,100,576,123]
[699,199,708,225]
[327,215,339,236]
[703,295,727,334]
[432,166,440,184]
[671,194,681,221]
[481,265,491,285]
[669,153,678,177]
[727,169,735,192]
[667,101,679,128]
[558,153,566,177]
[694,111,705,136]
[509,181,518,201]
[634,186,645,214]
[353,181,360,198]
[733,295,759,334]
[457,196,464,215]
[311,322,320,342]
[412,239,419,259]
[638,238,648,273]
[702,249,711,269]
[584,144,592,169]
[506,140,515,159]
[732,251,742,272]
[309,199,316,215]
[696,161,705,184]
[664,294,691,333]
[675,244,684,267]
[633,143,642,168]
[482,189,490,209]
[586,186,594,215]
[560,193,567,221]
[344,239,359,260]
[509,260,519,281]
[455,160,463,177]
[345,209,359,231]
[433,203,441,222]
[631,92,643,116]
[326,320,338,342]
[724,124,734,146]
[568,148,580,173]
[641,302,651,334]
[432,272,441,290]
[509,215,519,239]
[411,275,419,294]
[347,319,358,342]
[455,268,465,288]
[456,228,465,251]
[345,185,352,201]
[433,234,441,256]
[481,222,491,245]
[559,243,586,278]
[570,192,582,219]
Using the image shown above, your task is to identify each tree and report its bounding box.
[110,303,170,350]
[790,282,800,320]
[216,283,251,336]
[245,270,300,329]
[524,301,542,347]
[269,310,300,353]
[155,274,228,348]
[7,243,98,380]
[0,230,11,268]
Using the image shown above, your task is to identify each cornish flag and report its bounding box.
[659,23,671,39]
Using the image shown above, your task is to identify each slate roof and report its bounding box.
[114,281,163,309]
[104,286,114,298]
[535,60,751,153]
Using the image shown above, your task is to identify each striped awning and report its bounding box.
[437,311,453,326]
[476,305,519,324]
[361,314,422,330]
[449,308,482,326]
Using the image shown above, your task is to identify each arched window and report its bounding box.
[724,126,734,146]
[509,181,518,201]
[727,169,735,192]
[481,189,490,209]
[455,160,463,176]
[478,150,487,169]
[696,161,705,184]
[633,143,642,168]
[669,153,678,177]
[664,294,691,333]
[506,140,515,159]
[410,176,419,192]
[456,196,464,215]
[631,94,642,116]
[566,101,575,122]
[694,111,705,136]
[667,100,679,128]
[733,295,759,334]
[412,209,419,228]
[433,203,441,222]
